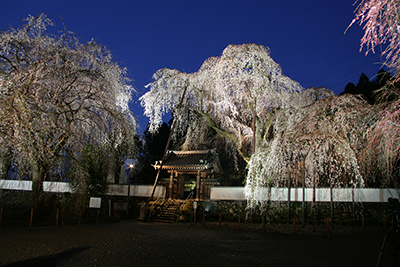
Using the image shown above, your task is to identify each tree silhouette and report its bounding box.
[341,69,392,104]
[135,122,171,184]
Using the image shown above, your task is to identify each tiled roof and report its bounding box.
[154,149,220,171]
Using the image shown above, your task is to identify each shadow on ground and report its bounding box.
[3,246,91,267]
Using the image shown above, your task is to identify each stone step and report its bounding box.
[150,199,185,223]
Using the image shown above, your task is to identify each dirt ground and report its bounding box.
[0,220,398,267]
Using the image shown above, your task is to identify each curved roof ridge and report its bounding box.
[168,149,216,155]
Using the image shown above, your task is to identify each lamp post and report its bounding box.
[127,164,134,217]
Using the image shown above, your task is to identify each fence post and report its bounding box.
[287,168,291,225]
[302,158,306,227]
[79,210,83,224]
[362,216,365,236]
[312,184,316,232]
[383,215,386,230]
[293,217,296,235]
[29,208,34,227]
[96,209,100,224]
[327,218,330,238]
[0,208,3,229]
[56,208,59,225]
[330,186,334,229]
[352,187,356,225]
[262,214,266,234]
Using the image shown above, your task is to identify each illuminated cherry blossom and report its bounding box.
[0,14,136,203]
[349,0,400,185]
[140,43,303,161]
[349,0,400,71]
[245,94,377,212]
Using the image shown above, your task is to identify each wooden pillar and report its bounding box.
[169,171,174,199]
[196,170,200,200]
[178,174,185,199]
[200,171,207,200]
[173,171,179,199]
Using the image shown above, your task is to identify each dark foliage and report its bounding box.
[135,122,172,184]
[341,69,391,104]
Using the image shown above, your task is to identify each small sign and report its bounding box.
[89,197,101,209]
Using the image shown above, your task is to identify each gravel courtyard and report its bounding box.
[0,220,397,267]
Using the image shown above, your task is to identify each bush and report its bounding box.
[0,190,32,216]
[183,200,388,226]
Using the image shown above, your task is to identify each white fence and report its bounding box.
[107,184,165,198]
[210,187,400,203]
[1,180,399,203]
[0,180,166,198]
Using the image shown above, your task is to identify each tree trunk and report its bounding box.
[150,85,188,200]
[252,100,256,155]
[0,154,11,180]
[31,161,45,209]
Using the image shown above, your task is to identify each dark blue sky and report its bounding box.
[1,0,384,132]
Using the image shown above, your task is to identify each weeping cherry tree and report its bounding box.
[140,43,303,162]
[0,14,136,206]
[245,93,378,213]
[349,0,400,186]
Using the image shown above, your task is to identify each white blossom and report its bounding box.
[0,14,137,201]
[140,43,304,161]
[245,94,378,212]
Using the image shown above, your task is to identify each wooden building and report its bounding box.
[153,149,222,200]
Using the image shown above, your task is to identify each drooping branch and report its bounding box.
[193,85,253,161]
[141,44,303,165]
[0,14,137,203]
[245,94,376,213]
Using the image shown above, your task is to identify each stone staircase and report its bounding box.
[149,199,185,223]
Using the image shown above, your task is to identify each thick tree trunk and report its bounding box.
[31,161,45,209]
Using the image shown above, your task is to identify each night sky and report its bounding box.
[0,0,384,132]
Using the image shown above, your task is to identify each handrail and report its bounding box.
[180,191,194,210]
[148,191,166,220]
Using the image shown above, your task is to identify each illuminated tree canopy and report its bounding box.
[0,14,137,203]
[349,0,400,185]
[349,0,400,71]
[364,85,400,186]
[140,43,305,162]
[245,94,378,211]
